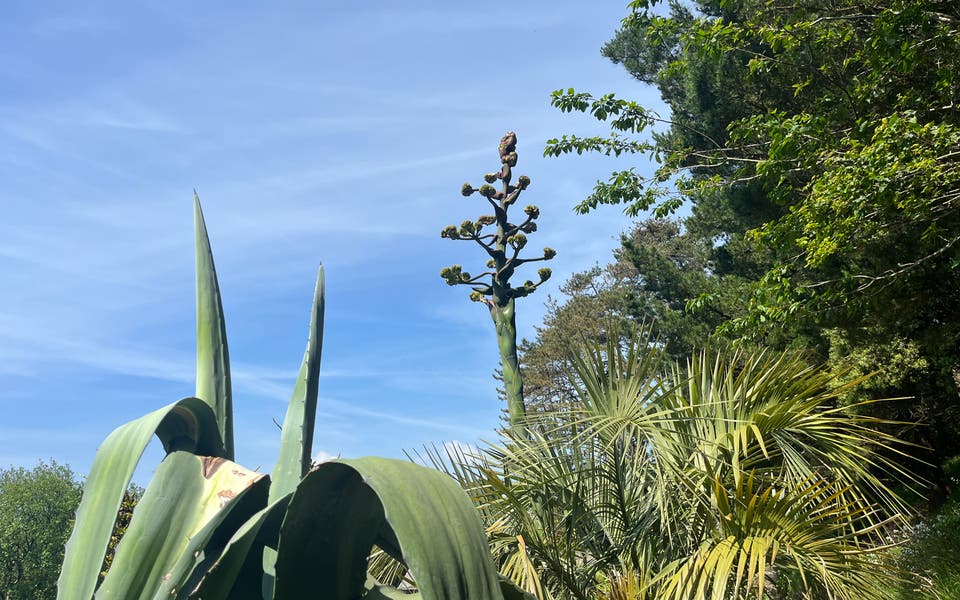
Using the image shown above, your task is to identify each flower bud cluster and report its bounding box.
[508,233,528,249]
[439,265,463,286]
[442,131,558,303]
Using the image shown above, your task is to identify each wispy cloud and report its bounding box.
[321,399,490,438]
[256,147,490,196]
[80,110,185,134]
[31,15,114,36]
[2,0,654,470]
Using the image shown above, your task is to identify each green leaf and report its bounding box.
[189,495,292,600]
[273,462,383,600]
[194,193,234,459]
[269,266,325,505]
[96,452,268,599]
[498,575,540,600]
[57,397,225,600]
[272,458,504,600]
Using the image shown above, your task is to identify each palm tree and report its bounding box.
[428,326,918,599]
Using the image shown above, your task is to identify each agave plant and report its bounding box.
[56,195,525,600]
[427,326,919,600]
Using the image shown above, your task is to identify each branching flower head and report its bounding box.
[441,131,556,310]
[440,265,463,286]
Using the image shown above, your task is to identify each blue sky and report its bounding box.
[0,2,663,479]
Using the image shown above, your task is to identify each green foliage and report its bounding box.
[519,265,637,418]
[432,327,920,599]
[888,499,960,598]
[547,0,960,494]
[0,461,81,600]
[441,132,556,436]
[57,196,511,600]
[99,485,144,584]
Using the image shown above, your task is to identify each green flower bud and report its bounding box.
[483,173,498,183]
[523,204,539,218]
[460,220,475,234]
[461,183,474,196]
[517,175,531,190]
[521,222,538,233]
[543,247,556,259]
[501,151,518,167]
[461,271,472,282]
[486,258,496,268]
[441,225,458,239]
[538,267,552,281]
[523,280,534,288]
[477,215,496,226]
[509,233,527,249]
[478,184,496,198]
[440,265,463,286]
[469,290,484,302]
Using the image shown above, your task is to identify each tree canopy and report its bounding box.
[0,461,82,600]
[542,0,960,498]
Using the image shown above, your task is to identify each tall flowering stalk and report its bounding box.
[441,132,555,437]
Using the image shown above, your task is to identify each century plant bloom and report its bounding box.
[440,132,555,437]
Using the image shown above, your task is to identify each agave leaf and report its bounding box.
[194,193,234,459]
[269,266,325,505]
[498,575,539,600]
[189,495,292,600]
[272,458,504,600]
[364,582,421,599]
[273,462,382,600]
[57,397,225,600]
[95,452,268,599]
